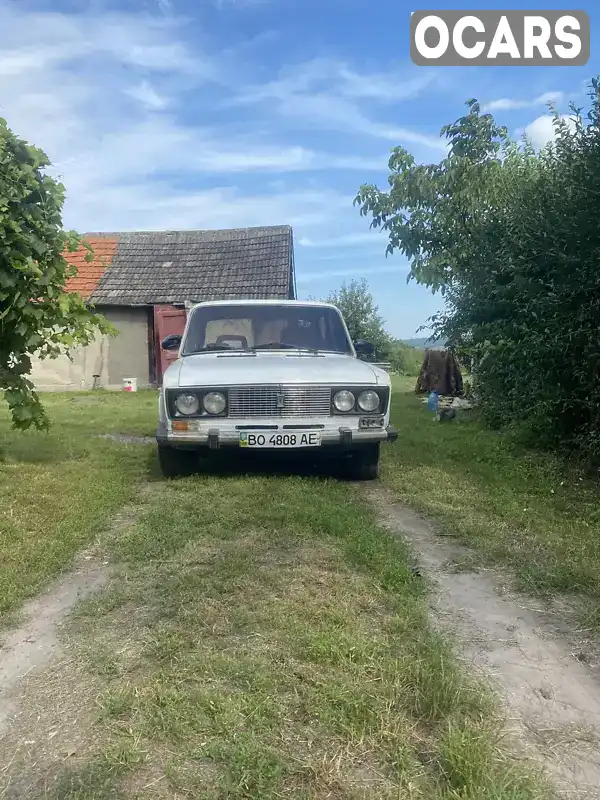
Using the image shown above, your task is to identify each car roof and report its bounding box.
[187,299,340,311]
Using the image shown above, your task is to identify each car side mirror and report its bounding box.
[354,339,374,357]
[161,334,182,351]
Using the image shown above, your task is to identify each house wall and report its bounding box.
[28,334,110,392]
[29,306,151,391]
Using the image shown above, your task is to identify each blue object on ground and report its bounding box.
[427,391,439,412]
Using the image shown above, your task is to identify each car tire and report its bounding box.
[157,445,197,478]
[345,443,381,481]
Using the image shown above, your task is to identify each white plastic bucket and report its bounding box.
[123,378,137,392]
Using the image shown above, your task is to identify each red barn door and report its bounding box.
[154,305,187,383]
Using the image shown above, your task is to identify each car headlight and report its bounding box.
[358,389,380,412]
[333,390,355,412]
[203,391,226,415]
[175,392,200,415]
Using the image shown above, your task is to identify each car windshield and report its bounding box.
[182,304,353,356]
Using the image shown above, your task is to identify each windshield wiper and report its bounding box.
[250,342,297,350]
[250,342,320,354]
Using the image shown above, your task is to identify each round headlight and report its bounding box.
[333,390,355,413]
[175,392,200,415]
[358,390,380,412]
[203,391,226,415]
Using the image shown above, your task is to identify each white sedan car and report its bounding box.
[156,300,397,480]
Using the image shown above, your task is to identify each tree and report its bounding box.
[354,80,600,461]
[325,278,392,360]
[0,118,112,430]
[387,339,423,376]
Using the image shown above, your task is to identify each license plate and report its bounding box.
[239,431,322,449]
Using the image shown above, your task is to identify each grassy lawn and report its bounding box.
[385,376,600,631]
[0,389,546,799]
[0,391,157,621]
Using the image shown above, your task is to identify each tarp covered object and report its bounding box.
[415,348,463,396]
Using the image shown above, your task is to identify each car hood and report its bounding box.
[163,352,388,388]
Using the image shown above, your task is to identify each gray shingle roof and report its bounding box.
[88,225,294,306]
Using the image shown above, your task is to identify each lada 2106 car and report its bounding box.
[156,300,397,479]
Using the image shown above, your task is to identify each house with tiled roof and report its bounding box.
[64,236,119,299]
[30,225,295,391]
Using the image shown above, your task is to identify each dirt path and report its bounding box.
[369,487,600,799]
[0,558,107,737]
[0,559,108,797]
[0,493,151,798]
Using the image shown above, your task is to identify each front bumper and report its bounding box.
[157,421,398,450]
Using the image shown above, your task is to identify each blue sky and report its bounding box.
[1,0,598,337]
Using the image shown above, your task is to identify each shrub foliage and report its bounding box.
[356,80,600,460]
[0,118,111,429]
[325,278,393,360]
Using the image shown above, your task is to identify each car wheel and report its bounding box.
[157,445,198,478]
[348,442,379,481]
[345,443,381,481]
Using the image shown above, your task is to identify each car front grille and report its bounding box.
[228,386,332,418]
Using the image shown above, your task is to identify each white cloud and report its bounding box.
[298,232,385,248]
[336,67,436,102]
[124,80,169,110]
[0,1,441,246]
[521,114,577,149]
[0,4,372,232]
[249,90,445,150]
[297,263,408,283]
[52,121,393,193]
[327,154,389,171]
[52,121,324,190]
[235,58,437,104]
[212,0,270,7]
[67,185,350,233]
[0,6,208,158]
[229,58,445,151]
[482,91,564,112]
[0,9,202,77]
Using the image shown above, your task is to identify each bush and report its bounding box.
[0,118,111,429]
[389,342,423,376]
[356,80,600,462]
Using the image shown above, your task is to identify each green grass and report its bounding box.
[54,470,544,799]
[0,391,157,620]
[0,390,546,798]
[385,376,600,631]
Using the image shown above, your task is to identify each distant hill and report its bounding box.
[402,337,445,349]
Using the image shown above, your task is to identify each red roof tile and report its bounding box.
[64,237,118,299]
